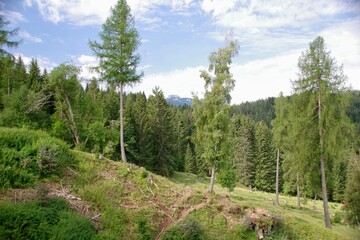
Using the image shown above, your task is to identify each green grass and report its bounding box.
[169,170,360,240]
[1,148,359,239]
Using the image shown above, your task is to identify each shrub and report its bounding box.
[51,211,97,240]
[161,218,207,240]
[0,198,96,240]
[0,128,73,188]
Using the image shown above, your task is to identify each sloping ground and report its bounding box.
[1,150,360,239]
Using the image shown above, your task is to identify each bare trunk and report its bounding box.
[320,156,331,228]
[275,148,280,206]
[209,163,216,193]
[119,82,127,163]
[318,82,331,229]
[296,171,300,209]
[64,94,80,145]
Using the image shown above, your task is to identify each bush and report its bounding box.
[51,211,97,240]
[0,127,73,188]
[161,218,207,240]
[0,198,95,240]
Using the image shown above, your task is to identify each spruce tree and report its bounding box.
[146,87,175,176]
[89,0,143,163]
[254,121,276,192]
[232,115,256,187]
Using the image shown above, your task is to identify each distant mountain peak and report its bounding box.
[166,95,192,106]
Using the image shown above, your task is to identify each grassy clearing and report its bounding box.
[169,172,360,240]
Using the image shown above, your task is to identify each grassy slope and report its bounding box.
[2,150,359,239]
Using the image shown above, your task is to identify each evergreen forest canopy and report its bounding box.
[0,0,360,233]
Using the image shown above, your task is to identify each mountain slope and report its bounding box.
[1,148,359,239]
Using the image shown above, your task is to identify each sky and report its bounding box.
[1,0,360,104]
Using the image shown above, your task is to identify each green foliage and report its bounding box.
[51,211,97,240]
[146,87,176,176]
[344,155,360,227]
[136,217,155,240]
[193,39,239,192]
[0,198,96,240]
[254,121,276,192]
[161,218,207,240]
[88,0,142,86]
[231,97,275,127]
[231,115,256,187]
[0,15,20,57]
[0,127,72,188]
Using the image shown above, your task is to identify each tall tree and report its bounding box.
[292,36,353,229]
[27,58,42,91]
[232,115,256,187]
[193,39,239,193]
[89,0,143,163]
[254,121,276,192]
[50,64,82,146]
[146,87,175,176]
[272,92,290,206]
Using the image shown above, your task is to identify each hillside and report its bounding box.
[1,146,359,239]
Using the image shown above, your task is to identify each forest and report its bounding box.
[1,0,360,239]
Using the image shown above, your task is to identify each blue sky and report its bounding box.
[1,0,360,104]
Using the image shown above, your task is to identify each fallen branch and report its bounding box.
[147,174,159,189]
[92,213,101,221]
[138,186,149,198]
[147,186,155,197]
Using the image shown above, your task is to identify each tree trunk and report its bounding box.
[7,76,10,96]
[119,82,127,163]
[275,148,280,206]
[209,163,216,193]
[320,156,331,228]
[296,171,300,209]
[318,82,331,229]
[64,94,80,145]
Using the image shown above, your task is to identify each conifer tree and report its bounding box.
[89,0,143,163]
[232,115,256,187]
[291,36,353,229]
[27,58,42,91]
[254,121,276,192]
[184,143,197,174]
[146,87,175,176]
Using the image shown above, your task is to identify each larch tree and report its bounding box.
[292,36,353,229]
[272,92,290,206]
[89,0,142,163]
[193,39,239,193]
[0,15,20,57]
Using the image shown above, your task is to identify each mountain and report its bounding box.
[166,95,192,106]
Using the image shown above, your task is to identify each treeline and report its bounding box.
[1,55,359,202]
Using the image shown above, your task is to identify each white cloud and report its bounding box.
[320,17,360,90]
[205,0,359,30]
[25,0,195,26]
[231,51,299,103]
[77,54,97,65]
[131,66,205,98]
[0,10,26,23]
[201,0,235,16]
[14,53,58,72]
[19,31,43,43]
